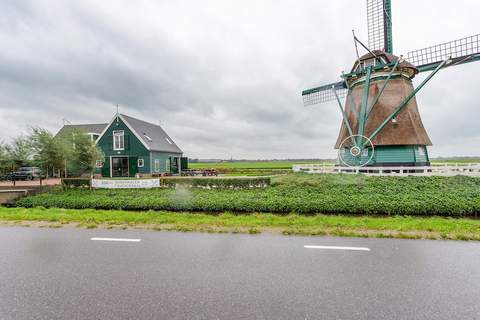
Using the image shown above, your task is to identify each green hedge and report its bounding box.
[17,174,480,216]
[63,177,270,189]
[160,177,270,188]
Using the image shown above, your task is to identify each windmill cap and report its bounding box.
[351,50,418,75]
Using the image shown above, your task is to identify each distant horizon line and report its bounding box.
[188,156,480,162]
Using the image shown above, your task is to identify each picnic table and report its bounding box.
[181,169,218,176]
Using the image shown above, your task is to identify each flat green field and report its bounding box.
[188,159,480,174]
[189,160,333,170]
[431,158,480,164]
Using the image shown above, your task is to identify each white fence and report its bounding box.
[292,163,480,176]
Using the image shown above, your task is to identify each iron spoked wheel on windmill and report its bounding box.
[338,134,375,167]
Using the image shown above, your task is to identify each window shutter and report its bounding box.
[124,134,130,150]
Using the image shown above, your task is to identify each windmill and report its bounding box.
[302,0,480,167]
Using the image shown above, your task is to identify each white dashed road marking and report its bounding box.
[90,237,141,242]
[304,245,370,251]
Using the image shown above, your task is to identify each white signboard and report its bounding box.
[91,179,160,189]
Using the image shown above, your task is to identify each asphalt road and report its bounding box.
[1,227,479,320]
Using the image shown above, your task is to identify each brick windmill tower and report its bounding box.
[302,0,479,167]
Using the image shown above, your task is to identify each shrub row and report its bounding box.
[159,177,271,189]
[18,174,480,217]
[62,177,271,189]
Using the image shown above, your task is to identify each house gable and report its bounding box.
[96,115,150,174]
[97,115,149,156]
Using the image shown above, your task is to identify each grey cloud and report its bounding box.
[0,0,479,159]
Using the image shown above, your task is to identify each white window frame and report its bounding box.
[154,159,160,172]
[138,158,144,167]
[113,130,124,150]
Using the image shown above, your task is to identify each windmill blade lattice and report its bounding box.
[367,0,393,53]
[407,34,480,72]
[302,81,347,106]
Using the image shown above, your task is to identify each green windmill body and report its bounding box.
[302,0,480,167]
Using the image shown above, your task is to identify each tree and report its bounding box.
[30,127,65,177]
[63,129,104,177]
[0,142,14,177]
[8,136,33,167]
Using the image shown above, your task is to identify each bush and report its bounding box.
[160,177,271,189]
[17,174,480,217]
[62,178,91,188]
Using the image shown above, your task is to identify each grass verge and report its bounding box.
[1,207,480,240]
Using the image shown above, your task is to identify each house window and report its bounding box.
[165,159,170,172]
[113,130,124,150]
[138,158,144,167]
[88,133,99,142]
[417,146,426,156]
[95,160,103,168]
[154,159,160,172]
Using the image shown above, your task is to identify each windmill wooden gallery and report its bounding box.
[302,0,479,168]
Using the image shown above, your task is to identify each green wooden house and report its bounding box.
[95,114,185,177]
[57,113,186,177]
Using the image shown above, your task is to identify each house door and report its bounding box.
[169,157,179,174]
[112,157,129,177]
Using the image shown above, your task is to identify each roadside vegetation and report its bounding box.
[1,207,480,240]
[16,174,480,217]
[0,127,103,179]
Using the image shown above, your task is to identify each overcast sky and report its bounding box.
[0,0,479,159]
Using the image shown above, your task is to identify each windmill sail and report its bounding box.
[407,34,480,72]
[367,0,393,53]
[302,81,347,106]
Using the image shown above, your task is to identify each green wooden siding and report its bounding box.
[95,117,150,177]
[150,151,183,174]
[339,145,430,166]
[374,146,415,164]
[374,145,429,165]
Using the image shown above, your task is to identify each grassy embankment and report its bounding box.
[4,174,480,240]
[2,207,480,240]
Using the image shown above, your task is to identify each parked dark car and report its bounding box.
[5,167,42,181]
